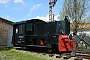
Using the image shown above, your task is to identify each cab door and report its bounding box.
[13,24,25,46]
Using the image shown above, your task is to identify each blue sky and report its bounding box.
[0,0,63,22]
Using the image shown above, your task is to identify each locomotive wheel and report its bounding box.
[47,48,52,53]
[26,47,30,50]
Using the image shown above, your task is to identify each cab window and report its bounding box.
[15,24,25,34]
[26,24,32,31]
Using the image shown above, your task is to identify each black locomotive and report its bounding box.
[12,18,75,52]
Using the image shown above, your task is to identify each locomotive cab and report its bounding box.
[12,21,26,47]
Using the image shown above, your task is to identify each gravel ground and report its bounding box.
[13,48,90,60]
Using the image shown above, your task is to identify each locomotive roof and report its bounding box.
[13,20,26,25]
[13,19,45,25]
[26,19,45,23]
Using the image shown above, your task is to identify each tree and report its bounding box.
[60,0,90,33]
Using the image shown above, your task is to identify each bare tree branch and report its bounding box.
[60,0,90,33]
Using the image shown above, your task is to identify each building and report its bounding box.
[0,17,13,47]
[70,23,90,36]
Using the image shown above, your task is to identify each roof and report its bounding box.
[14,19,45,25]
[0,17,13,25]
[70,23,90,31]
[13,21,26,25]
[26,19,45,24]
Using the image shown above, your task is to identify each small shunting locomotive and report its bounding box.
[12,18,75,52]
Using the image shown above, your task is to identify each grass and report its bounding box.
[0,48,46,60]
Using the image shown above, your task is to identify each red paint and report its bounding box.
[40,40,44,45]
[58,35,75,52]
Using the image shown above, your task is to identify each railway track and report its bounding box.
[13,47,90,60]
[62,52,90,59]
